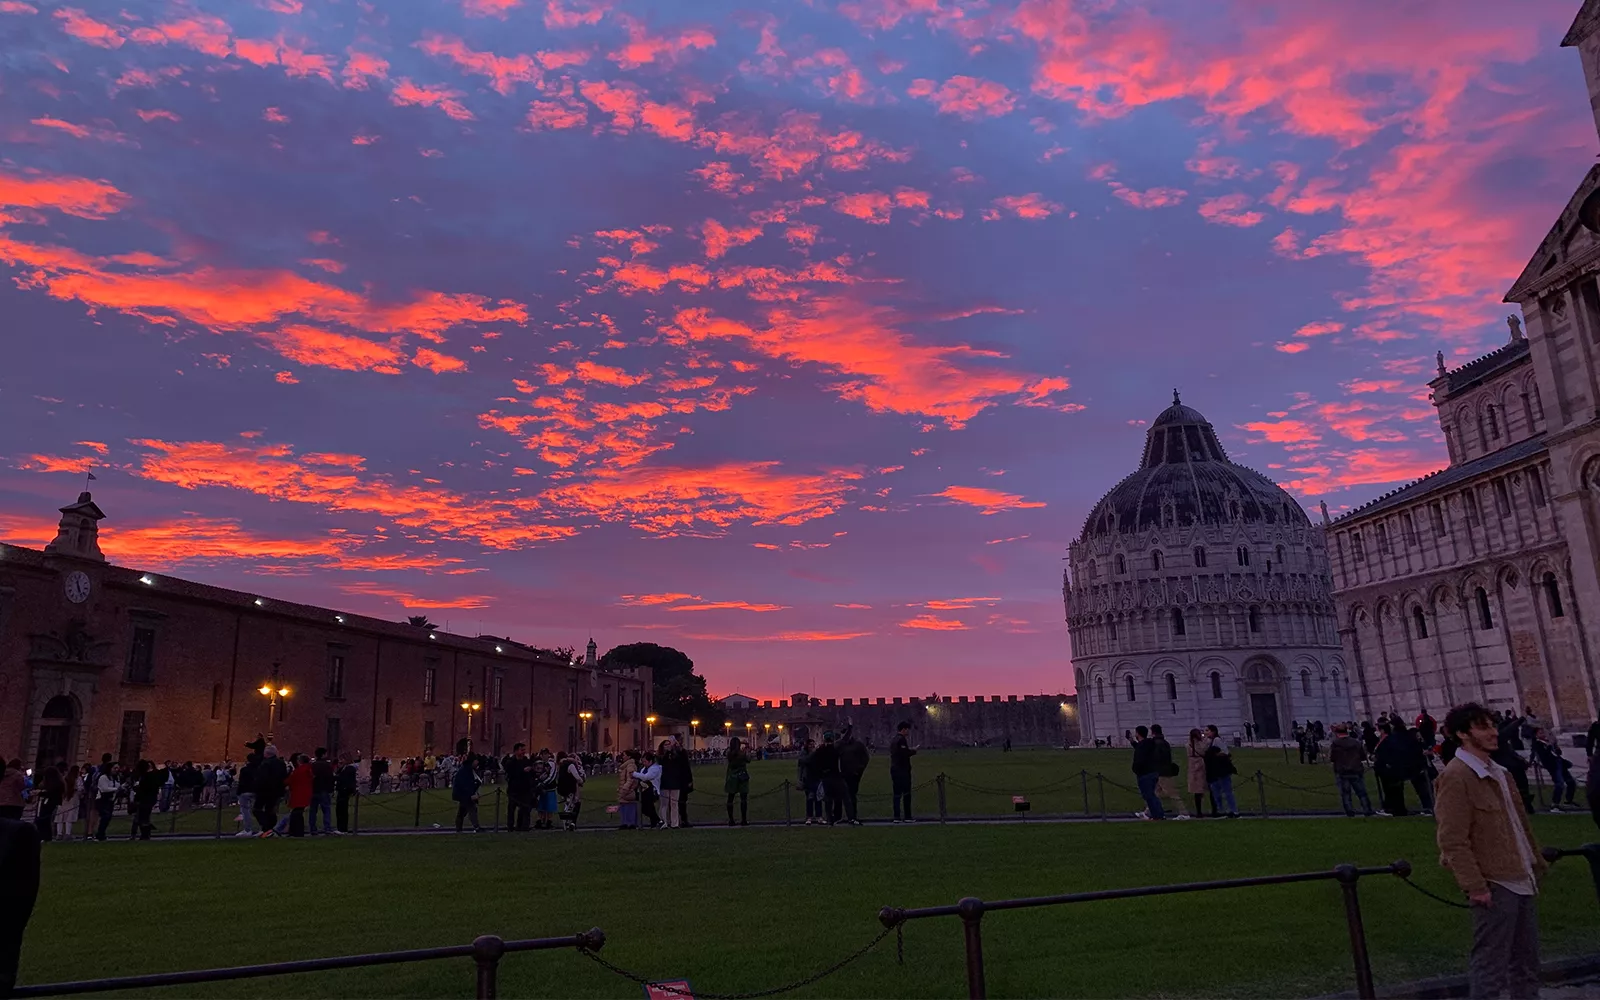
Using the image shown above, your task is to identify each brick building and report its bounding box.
[0,491,650,769]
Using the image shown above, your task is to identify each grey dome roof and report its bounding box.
[1079,393,1309,542]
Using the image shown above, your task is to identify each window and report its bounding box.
[1115,553,1126,574]
[1096,677,1105,703]
[1165,674,1177,700]
[1350,533,1364,563]
[423,664,437,705]
[603,685,612,718]
[118,710,146,764]
[1377,523,1390,554]
[1124,676,1136,702]
[1476,587,1494,630]
[1248,606,1261,633]
[325,717,342,758]
[327,653,346,699]
[423,720,435,751]
[1488,406,1500,438]
[384,697,393,726]
[210,683,223,721]
[1477,413,1488,451]
[1151,550,1163,571]
[1172,607,1186,636]
[1493,479,1511,517]
[1465,491,1480,525]
[1331,673,1341,696]
[1544,572,1565,618]
[1237,546,1251,567]
[1430,502,1446,536]
[1210,671,1222,699]
[493,672,504,708]
[1530,469,1547,507]
[1300,669,1312,697]
[1275,544,1285,564]
[1107,617,1117,641]
[1193,546,1207,567]
[566,684,575,710]
[1401,513,1416,546]
[1412,606,1428,639]
[126,626,156,684]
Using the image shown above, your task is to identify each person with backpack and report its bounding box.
[1203,725,1238,818]
[556,751,585,831]
[1149,724,1188,819]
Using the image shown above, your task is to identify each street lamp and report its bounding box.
[723,720,732,745]
[646,714,657,747]
[579,709,594,750]
[777,723,785,747]
[257,664,290,742]
[745,721,752,744]
[690,719,699,750]
[460,699,482,738]
[763,722,771,743]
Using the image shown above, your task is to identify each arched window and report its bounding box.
[1107,616,1118,641]
[1275,545,1285,565]
[1237,546,1250,567]
[1165,673,1177,701]
[1412,606,1428,639]
[1172,607,1186,636]
[1115,553,1126,574]
[1300,669,1312,697]
[1248,606,1261,633]
[1331,673,1341,696]
[1125,676,1136,702]
[1544,572,1565,618]
[1096,677,1105,703]
[1193,546,1207,567]
[1487,405,1500,438]
[1475,587,1494,630]
[1210,671,1222,699]
[1151,550,1163,571]
[1477,412,1488,451]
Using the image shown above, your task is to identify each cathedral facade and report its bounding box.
[1326,2,1600,735]
[1066,396,1350,743]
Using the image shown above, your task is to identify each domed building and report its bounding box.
[1066,394,1351,743]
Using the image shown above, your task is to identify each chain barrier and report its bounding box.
[1263,776,1341,797]
[1395,876,1472,909]
[579,923,897,999]
[942,774,1078,796]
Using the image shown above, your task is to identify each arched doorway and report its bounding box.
[1242,660,1284,740]
[34,694,78,772]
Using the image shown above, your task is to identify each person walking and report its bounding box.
[1185,729,1212,817]
[93,758,119,841]
[632,751,662,829]
[1530,729,1576,811]
[814,731,846,826]
[673,738,695,829]
[837,725,869,826]
[1203,725,1238,818]
[335,754,358,834]
[1372,723,1413,816]
[253,746,288,838]
[285,754,313,838]
[130,760,161,840]
[556,751,585,831]
[309,748,336,836]
[1149,725,1188,819]
[1330,724,1376,817]
[1435,702,1546,999]
[724,738,750,826]
[452,743,484,833]
[1130,726,1164,820]
[503,744,533,832]
[889,721,917,823]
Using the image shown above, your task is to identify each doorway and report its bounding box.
[1250,693,1282,740]
[35,695,78,771]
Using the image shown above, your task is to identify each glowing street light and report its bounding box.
[578,709,594,749]
[645,714,658,747]
[257,663,290,742]
[461,699,482,735]
[690,719,700,750]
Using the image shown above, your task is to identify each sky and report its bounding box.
[1,0,1594,702]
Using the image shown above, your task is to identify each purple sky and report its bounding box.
[0,0,1592,700]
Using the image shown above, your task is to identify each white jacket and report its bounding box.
[631,763,662,792]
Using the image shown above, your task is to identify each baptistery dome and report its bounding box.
[1079,392,1310,541]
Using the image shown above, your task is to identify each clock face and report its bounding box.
[65,571,91,604]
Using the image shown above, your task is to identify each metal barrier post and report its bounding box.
[215,796,223,838]
[354,793,361,834]
[1256,771,1268,818]
[1096,773,1106,820]
[957,897,987,1000]
[937,774,947,823]
[1333,864,1376,1000]
[415,786,423,827]
[472,935,505,999]
[783,780,792,826]
[1531,765,1546,810]
[1080,770,1090,816]
[493,789,502,832]
[1283,743,1290,765]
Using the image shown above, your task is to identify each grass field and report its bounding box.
[19,804,1600,997]
[132,747,1493,837]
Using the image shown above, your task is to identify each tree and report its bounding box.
[406,615,437,630]
[600,642,724,725]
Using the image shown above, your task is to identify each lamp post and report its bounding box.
[745,721,753,745]
[763,722,771,744]
[460,699,482,741]
[579,710,594,751]
[646,714,657,748]
[257,663,290,743]
[690,719,700,750]
[777,723,785,748]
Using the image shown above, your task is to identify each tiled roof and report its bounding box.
[1329,434,1547,526]
[1439,339,1529,396]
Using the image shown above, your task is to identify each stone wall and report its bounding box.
[724,692,1079,749]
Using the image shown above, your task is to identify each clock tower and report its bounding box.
[43,491,106,563]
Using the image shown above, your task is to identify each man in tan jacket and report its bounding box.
[1435,702,1547,999]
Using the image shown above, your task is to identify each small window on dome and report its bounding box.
[1125,676,1136,702]
[1193,546,1207,567]
[1115,554,1126,574]
[1151,550,1163,571]
[1248,606,1261,633]
[1210,671,1222,699]
[1172,607,1186,636]
[1164,673,1177,701]
[1236,546,1250,567]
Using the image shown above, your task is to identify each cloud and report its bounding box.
[679,629,873,642]
[899,614,968,631]
[412,347,469,373]
[608,17,715,70]
[987,193,1064,220]
[54,7,122,47]
[921,596,1000,609]
[0,169,128,218]
[417,32,539,95]
[463,0,522,16]
[702,218,764,259]
[343,50,389,89]
[390,79,475,120]
[1112,185,1187,209]
[930,485,1046,514]
[340,582,493,608]
[1197,193,1265,227]
[907,76,1017,119]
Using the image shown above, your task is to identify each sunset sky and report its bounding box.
[1,0,1593,701]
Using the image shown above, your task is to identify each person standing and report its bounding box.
[93,758,118,841]
[632,751,662,829]
[452,743,483,834]
[1185,729,1212,818]
[235,751,259,837]
[253,746,288,838]
[130,760,162,840]
[503,744,533,832]
[1435,702,1546,999]
[659,740,684,829]
[1149,725,1188,819]
[309,748,336,836]
[556,751,585,831]
[1130,726,1164,820]
[837,725,869,826]
[33,763,64,842]
[814,731,845,826]
[335,755,358,834]
[889,721,917,823]
[1372,723,1413,816]
[1330,724,1375,817]
[1203,725,1239,818]
[533,750,559,830]
[724,738,750,827]
[798,739,821,825]
[1530,730,1576,811]
[285,754,313,838]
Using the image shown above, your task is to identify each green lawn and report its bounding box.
[19,812,1600,998]
[138,747,1486,837]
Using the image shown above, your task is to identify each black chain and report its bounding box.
[579,923,896,999]
[1396,877,1472,909]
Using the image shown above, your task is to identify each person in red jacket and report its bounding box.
[285,755,314,838]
